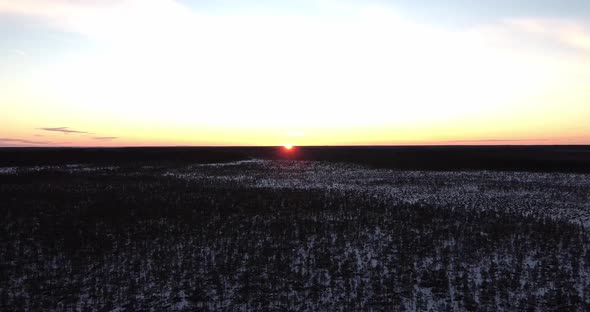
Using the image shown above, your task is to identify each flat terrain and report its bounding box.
[1,145,590,172]
[1,147,590,310]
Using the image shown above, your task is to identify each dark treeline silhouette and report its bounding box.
[1,163,589,310]
[1,145,590,172]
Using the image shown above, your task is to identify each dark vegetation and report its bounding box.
[1,145,590,172]
[1,158,590,310]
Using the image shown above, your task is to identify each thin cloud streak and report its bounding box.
[442,139,550,143]
[507,18,590,53]
[0,138,51,145]
[38,127,89,134]
[92,136,118,141]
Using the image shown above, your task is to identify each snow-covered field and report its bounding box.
[2,160,590,311]
[3,160,589,223]
[164,160,590,224]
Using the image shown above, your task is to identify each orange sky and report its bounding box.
[1,0,589,146]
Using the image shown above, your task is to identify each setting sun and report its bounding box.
[283,144,294,150]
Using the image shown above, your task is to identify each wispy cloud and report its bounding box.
[0,0,195,42]
[34,127,119,144]
[0,0,111,20]
[0,138,51,145]
[11,49,25,56]
[92,136,118,141]
[443,139,550,143]
[506,18,590,53]
[38,127,88,134]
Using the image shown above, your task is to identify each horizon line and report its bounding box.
[1,144,590,149]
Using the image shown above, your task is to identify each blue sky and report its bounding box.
[176,0,590,22]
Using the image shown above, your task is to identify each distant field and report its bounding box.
[1,160,589,310]
[1,145,590,172]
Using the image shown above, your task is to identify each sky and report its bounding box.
[0,0,589,146]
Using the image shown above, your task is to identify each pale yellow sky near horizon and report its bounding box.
[1,0,589,146]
